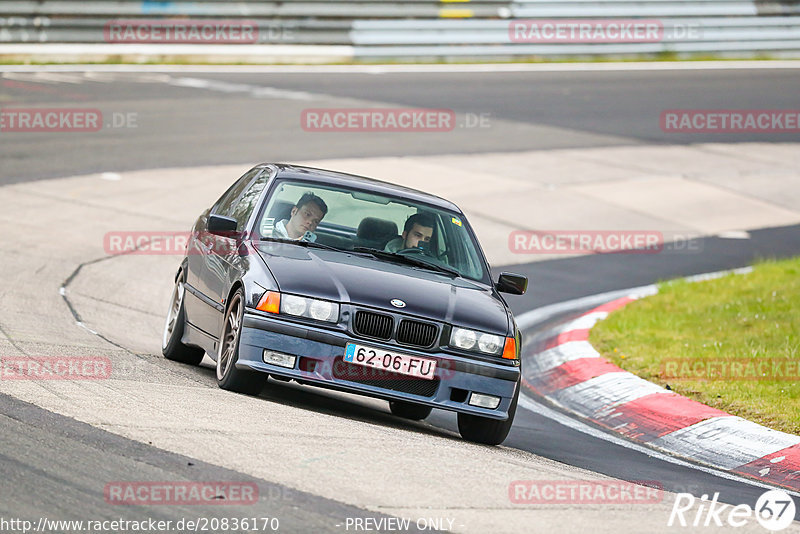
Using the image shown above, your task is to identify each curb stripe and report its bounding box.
[648,416,800,471]
[735,444,800,489]
[519,268,800,490]
[527,340,600,374]
[589,296,637,314]
[539,328,590,351]
[528,357,623,395]
[591,392,729,442]
[561,311,608,331]
[552,372,666,417]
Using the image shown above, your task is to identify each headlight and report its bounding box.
[281,294,339,323]
[256,291,339,323]
[451,327,477,350]
[450,327,503,356]
[282,294,307,316]
[309,299,336,321]
[478,333,502,354]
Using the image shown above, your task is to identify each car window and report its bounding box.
[256,179,489,282]
[213,167,261,217]
[228,171,269,230]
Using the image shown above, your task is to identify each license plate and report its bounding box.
[344,343,437,380]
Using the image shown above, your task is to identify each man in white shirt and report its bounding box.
[274,192,328,242]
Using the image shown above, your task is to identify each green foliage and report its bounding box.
[590,257,800,435]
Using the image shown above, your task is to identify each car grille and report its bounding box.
[353,310,393,340]
[397,319,437,348]
[332,357,440,397]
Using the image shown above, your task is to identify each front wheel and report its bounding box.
[162,272,205,365]
[216,289,266,396]
[389,400,433,421]
[457,385,519,445]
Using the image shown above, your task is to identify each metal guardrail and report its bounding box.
[0,18,351,44]
[0,1,510,18]
[1,0,799,59]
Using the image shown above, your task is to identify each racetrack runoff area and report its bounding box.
[1,139,799,532]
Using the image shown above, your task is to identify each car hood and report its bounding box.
[254,244,510,334]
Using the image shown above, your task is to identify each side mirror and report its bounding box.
[207,214,238,236]
[496,272,528,295]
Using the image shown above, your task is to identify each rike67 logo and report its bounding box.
[668,489,796,531]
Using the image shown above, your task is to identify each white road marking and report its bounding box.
[31,72,88,84]
[529,341,600,373]
[75,321,98,335]
[552,372,666,416]
[649,416,800,471]
[516,265,795,493]
[517,393,800,497]
[1,72,43,82]
[2,61,800,74]
[516,284,657,330]
[2,70,321,101]
[167,76,316,100]
[717,230,752,239]
[681,266,753,284]
[516,266,753,331]
[561,311,609,331]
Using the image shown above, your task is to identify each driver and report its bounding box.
[385,213,435,253]
[274,192,328,242]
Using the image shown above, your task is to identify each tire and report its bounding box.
[457,384,519,445]
[389,400,433,421]
[216,289,266,396]
[162,271,205,365]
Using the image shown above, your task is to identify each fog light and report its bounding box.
[468,392,501,410]
[262,350,297,369]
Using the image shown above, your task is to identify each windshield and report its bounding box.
[254,179,489,282]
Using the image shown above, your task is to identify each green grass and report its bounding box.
[589,257,800,435]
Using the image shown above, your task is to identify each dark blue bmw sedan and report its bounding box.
[162,163,527,444]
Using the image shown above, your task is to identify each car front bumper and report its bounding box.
[238,312,520,420]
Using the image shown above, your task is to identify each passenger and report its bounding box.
[385,213,435,252]
[274,192,328,242]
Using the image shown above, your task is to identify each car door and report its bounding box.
[185,167,261,337]
[201,167,270,337]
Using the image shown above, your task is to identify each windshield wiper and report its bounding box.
[259,237,342,253]
[351,247,461,277]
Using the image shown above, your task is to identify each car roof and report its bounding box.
[264,163,462,213]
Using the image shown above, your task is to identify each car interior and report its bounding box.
[262,199,408,251]
[253,183,491,281]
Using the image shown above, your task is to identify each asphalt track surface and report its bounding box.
[2,68,800,184]
[2,66,800,529]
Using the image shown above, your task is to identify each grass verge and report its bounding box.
[589,257,800,435]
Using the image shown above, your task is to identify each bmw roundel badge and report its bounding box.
[390,299,406,308]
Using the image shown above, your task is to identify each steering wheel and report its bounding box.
[399,245,448,264]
